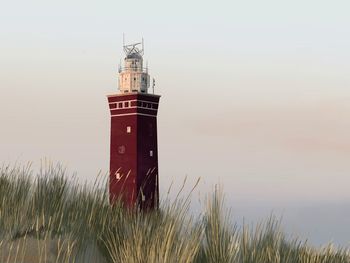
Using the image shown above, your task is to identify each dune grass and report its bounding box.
[0,162,349,263]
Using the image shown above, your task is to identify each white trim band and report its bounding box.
[109,99,158,106]
[111,113,157,118]
[110,106,158,111]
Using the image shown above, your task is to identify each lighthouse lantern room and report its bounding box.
[118,41,150,94]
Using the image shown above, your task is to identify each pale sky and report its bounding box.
[1,0,350,246]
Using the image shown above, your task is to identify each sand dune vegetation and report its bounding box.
[0,162,349,263]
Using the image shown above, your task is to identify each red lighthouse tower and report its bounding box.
[107,41,160,209]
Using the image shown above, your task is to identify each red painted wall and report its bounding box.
[107,93,160,209]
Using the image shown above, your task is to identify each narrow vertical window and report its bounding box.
[127,126,131,133]
[148,123,153,137]
[150,150,153,157]
[116,173,121,180]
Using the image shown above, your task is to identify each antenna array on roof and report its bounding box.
[123,34,144,57]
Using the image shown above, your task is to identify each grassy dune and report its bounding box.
[0,163,349,263]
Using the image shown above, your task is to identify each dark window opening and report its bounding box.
[148,123,154,137]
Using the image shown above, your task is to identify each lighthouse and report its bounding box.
[107,40,160,210]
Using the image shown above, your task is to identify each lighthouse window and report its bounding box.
[124,101,129,107]
[118,102,123,108]
[149,150,153,157]
[134,77,136,81]
[126,126,131,133]
[148,124,154,137]
[118,145,126,154]
[116,173,121,180]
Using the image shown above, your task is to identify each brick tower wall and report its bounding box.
[107,93,160,209]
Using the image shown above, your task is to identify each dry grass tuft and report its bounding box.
[0,162,349,263]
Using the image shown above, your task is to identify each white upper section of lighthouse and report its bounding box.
[118,41,150,94]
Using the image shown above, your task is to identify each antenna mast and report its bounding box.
[122,35,144,57]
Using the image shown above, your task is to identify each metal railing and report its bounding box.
[118,67,148,73]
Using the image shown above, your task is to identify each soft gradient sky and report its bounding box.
[1,0,350,246]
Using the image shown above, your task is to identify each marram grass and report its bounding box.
[0,163,349,263]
